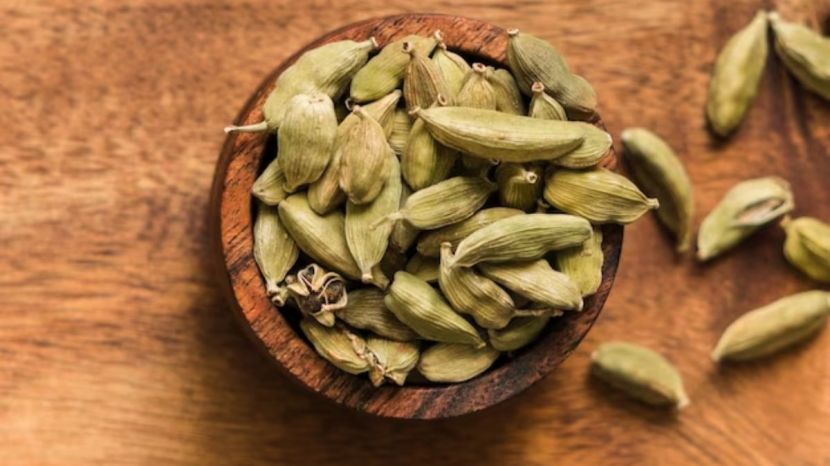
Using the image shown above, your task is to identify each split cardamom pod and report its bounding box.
[431,38,471,98]
[488,315,555,352]
[335,288,418,341]
[277,93,338,192]
[405,253,439,283]
[528,81,567,121]
[555,227,604,297]
[300,318,370,374]
[286,264,347,327]
[350,34,438,103]
[403,40,453,112]
[389,108,412,157]
[770,13,830,101]
[479,259,583,311]
[782,217,830,282]
[486,67,526,115]
[252,157,288,206]
[495,163,543,211]
[457,63,497,110]
[416,207,523,257]
[402,102,458,190]
[253,202,299,306]
[366,337,420,386]
[417,343,500,383]
[388,183,420,253]
[338,106,393,205]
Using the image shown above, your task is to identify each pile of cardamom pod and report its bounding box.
[227,29,659,387]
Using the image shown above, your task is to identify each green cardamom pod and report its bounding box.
[782,217,830,282]
[495,163,543,211]
[413,106,584,162]
[350,34,438,103]
[449,213,593,268]
[432,38,471,98]
[770,13,830,101]
[705,11,768,136]
[553,122,613,169]
[697,176,794,261]
[338,106,393,205]
[388,108,412,157]
[253,202,299,306]
[544,168,660,224]
[555,227,604,297]
[388,183,420,253]
[488,315,554,352]
[479,259,583,311]
[402,104,458,190]
[592,342,689,408]
[335,288,418,341]
[300,318,371,374]
[528,81,567,121]
[277,94,338,192]
[416,207,523,257]
[357,90,403,139]
[417,343,500,383]
[384,271,484,346]
[621,128,694,252]
[286,264,347,327]
[366,336,420,386]
[405,253,439,283]
[712,290,830,361]
[403,40,453,112]
[440,243,516,329]
[457,63,498,110]
[252,157,288,206]
[486,67,526,115]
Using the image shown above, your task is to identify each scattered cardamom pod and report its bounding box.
[403,40,453,112]
[488,315,556,351]
[416,207,523,257]
[350,34,438,103]
[405,253,439,283]
[528,81,567,121]
[697,176,794,261]
[388,183,420,253]
[253,202,299,306]
[417,343,500,383]
[621,128,694,252]
[544,168,660,224]
[277,93,338,192]
[402,101,458,190]
[486,67,526,115]
[770,12,830,101]
[553,123,613,169]
[338,106,393,205]
[591,342,689,408]
[252,157,288,206]
[457,63,497,110]
[479,259,583,311]
[389,108,412,157]
[555,227,604,297]
[782,217,830,282]
[431,38,471,98]
[286,264,347,327]
[300,318,371,374]
[384,271,484,346]
[495,163,543,211]
[366,336,420,386]
[335,288,418,341]
[712,290,830,361]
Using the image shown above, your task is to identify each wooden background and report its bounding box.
[2,0,829,464]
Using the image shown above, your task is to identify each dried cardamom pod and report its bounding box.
[253,202,299,306]
[449,213,593,268]
[335,288,418,341]
[413,106,584,162]
[365,337,420,386]
[555,227,604,297]
[277,94,338,192]
[621,128,694,252]
[544,168,659,224]
[432,38,471,98]
[403,40,453,112]
[416,207,523,257]
[697,177,794,261]
[300,318,371,374]
[782,217,830,282]
[506,29,597,117]
[384,271,484,346]
[226,39,376,132]
[388,183,420,253]
[405,253,439,283]
[488,315,556,352]
[346,155,402,283]
[495,163,543,211]
[712,290,830,361]
[417,343,500,383]
[285,264,346,327]
[252,157,288,206]
[402,101,458,190]
[457,63,497,110]
[553,123,613,169]
[592,342,689,408]
[479,259,583,311]
[440,244,516,329]
[389,108,412,157]
[770,13,830,100]
[338,106,393,205]
[486,67,526,115]
[350,34,438,103]
[528,81,567,121]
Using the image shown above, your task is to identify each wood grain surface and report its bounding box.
[2,0,829,464]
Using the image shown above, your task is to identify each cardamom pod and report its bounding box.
[416,207,523,257]
[253,202,299,305]
[413,106,584,162]
[488,315,555,352]
[528,81,567,121]
[350,34,438,103]
[335,288,418,341]
[712,290,830,361]
[555,227,604,297]
[388,183,420,253]
[495,163,543,211]
[478,259,583,311]
[300,318,370,374]
[277,94,338,192]
[403,40,453,112]
[338,106,393,205]
[544,168,660,224]
[621,128,694,252]
[449,213,593,268]
[405,253,439,283]
[770,13,830,100]
[358,90,403,138]
[366,336,420,386]
[252,157,288,206]
[346,155,402,283]
[591,342,689,408]
[506,29,597,116]
[384,271,484,346]
[417,343,500,383]
[440,243,516,329]
[286,264,346,327]
[486,67,526,115]
[389,108,412,157]
[457,63,497,110]
[782,217,830,283]
[402,103,458,190]
[697,176,794,261]
[553,123,613,169]
[432,39,471,98]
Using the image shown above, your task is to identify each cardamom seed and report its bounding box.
[553,122,613,169]
[782,217,830,283]
[385,271,484,346]
[621,128,694,252]
[277,94,338,192]
[253,201,299,306]
[488,315,556,352]
[417,343,500,383]
[697,176,794,261]
[402,101,458,190]
[300,318,371,374]
[712,290,830,361]
[529,81,567,121]
[366,336,420,386]
[405,253,439,283]
[770,13,830,101]
[457,63,497,110]
[495,163,543,211]
[544,168,659,224]
[403,40,453,112]
[431,39,471,98]
[706,11,768,136]
[555,227,604,297]
[388,108,412,157]
[416,207,523,257]
[335,288,419,341]
[286,264,347,327]
[252,157,288,206]
[388,183,420,253]
[338,106,393,205]
[591,342,689,408]
[486,67,526,115]
[479,259,583,311]
[351,34,438,103]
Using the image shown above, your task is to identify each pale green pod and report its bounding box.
[350,34,438,103]
[487,67,526,115]
[338,107,393,205]
[417,343,500,383]
[712,290,830,361]
[782,217,830,283]
[555,227,604,297]
[413,106,584,162]
[388,183,420,253]
[432,41,471,98]
[621,128,694,252]
[544,168,660,224]
[277,94,338,192]
[300,319,370,375]
[592,342,689,408]
[770,13,830,100]
[389,108,412,157]
[366,337,420,386]
[402,113,458,190]
[697,177,794,261]
[488,315,553,352]
[416,207,523,257]
[495,163,543,211]
[449,213,593,268]
[479,259,583,311]
[529,81,567,121]
[440,244,516,329]
[379,176,496,230]
[457,63,497,110]
[405,253,440,283]
[385,271,484,346]
[335,288,418,341]
[553,123,613,169]
[253,202,299,305]
[403,41,453,112]
[252,157,288,206]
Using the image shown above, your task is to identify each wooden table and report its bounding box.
[2,1,829,464]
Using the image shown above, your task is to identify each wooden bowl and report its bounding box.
[210,13,623,419]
